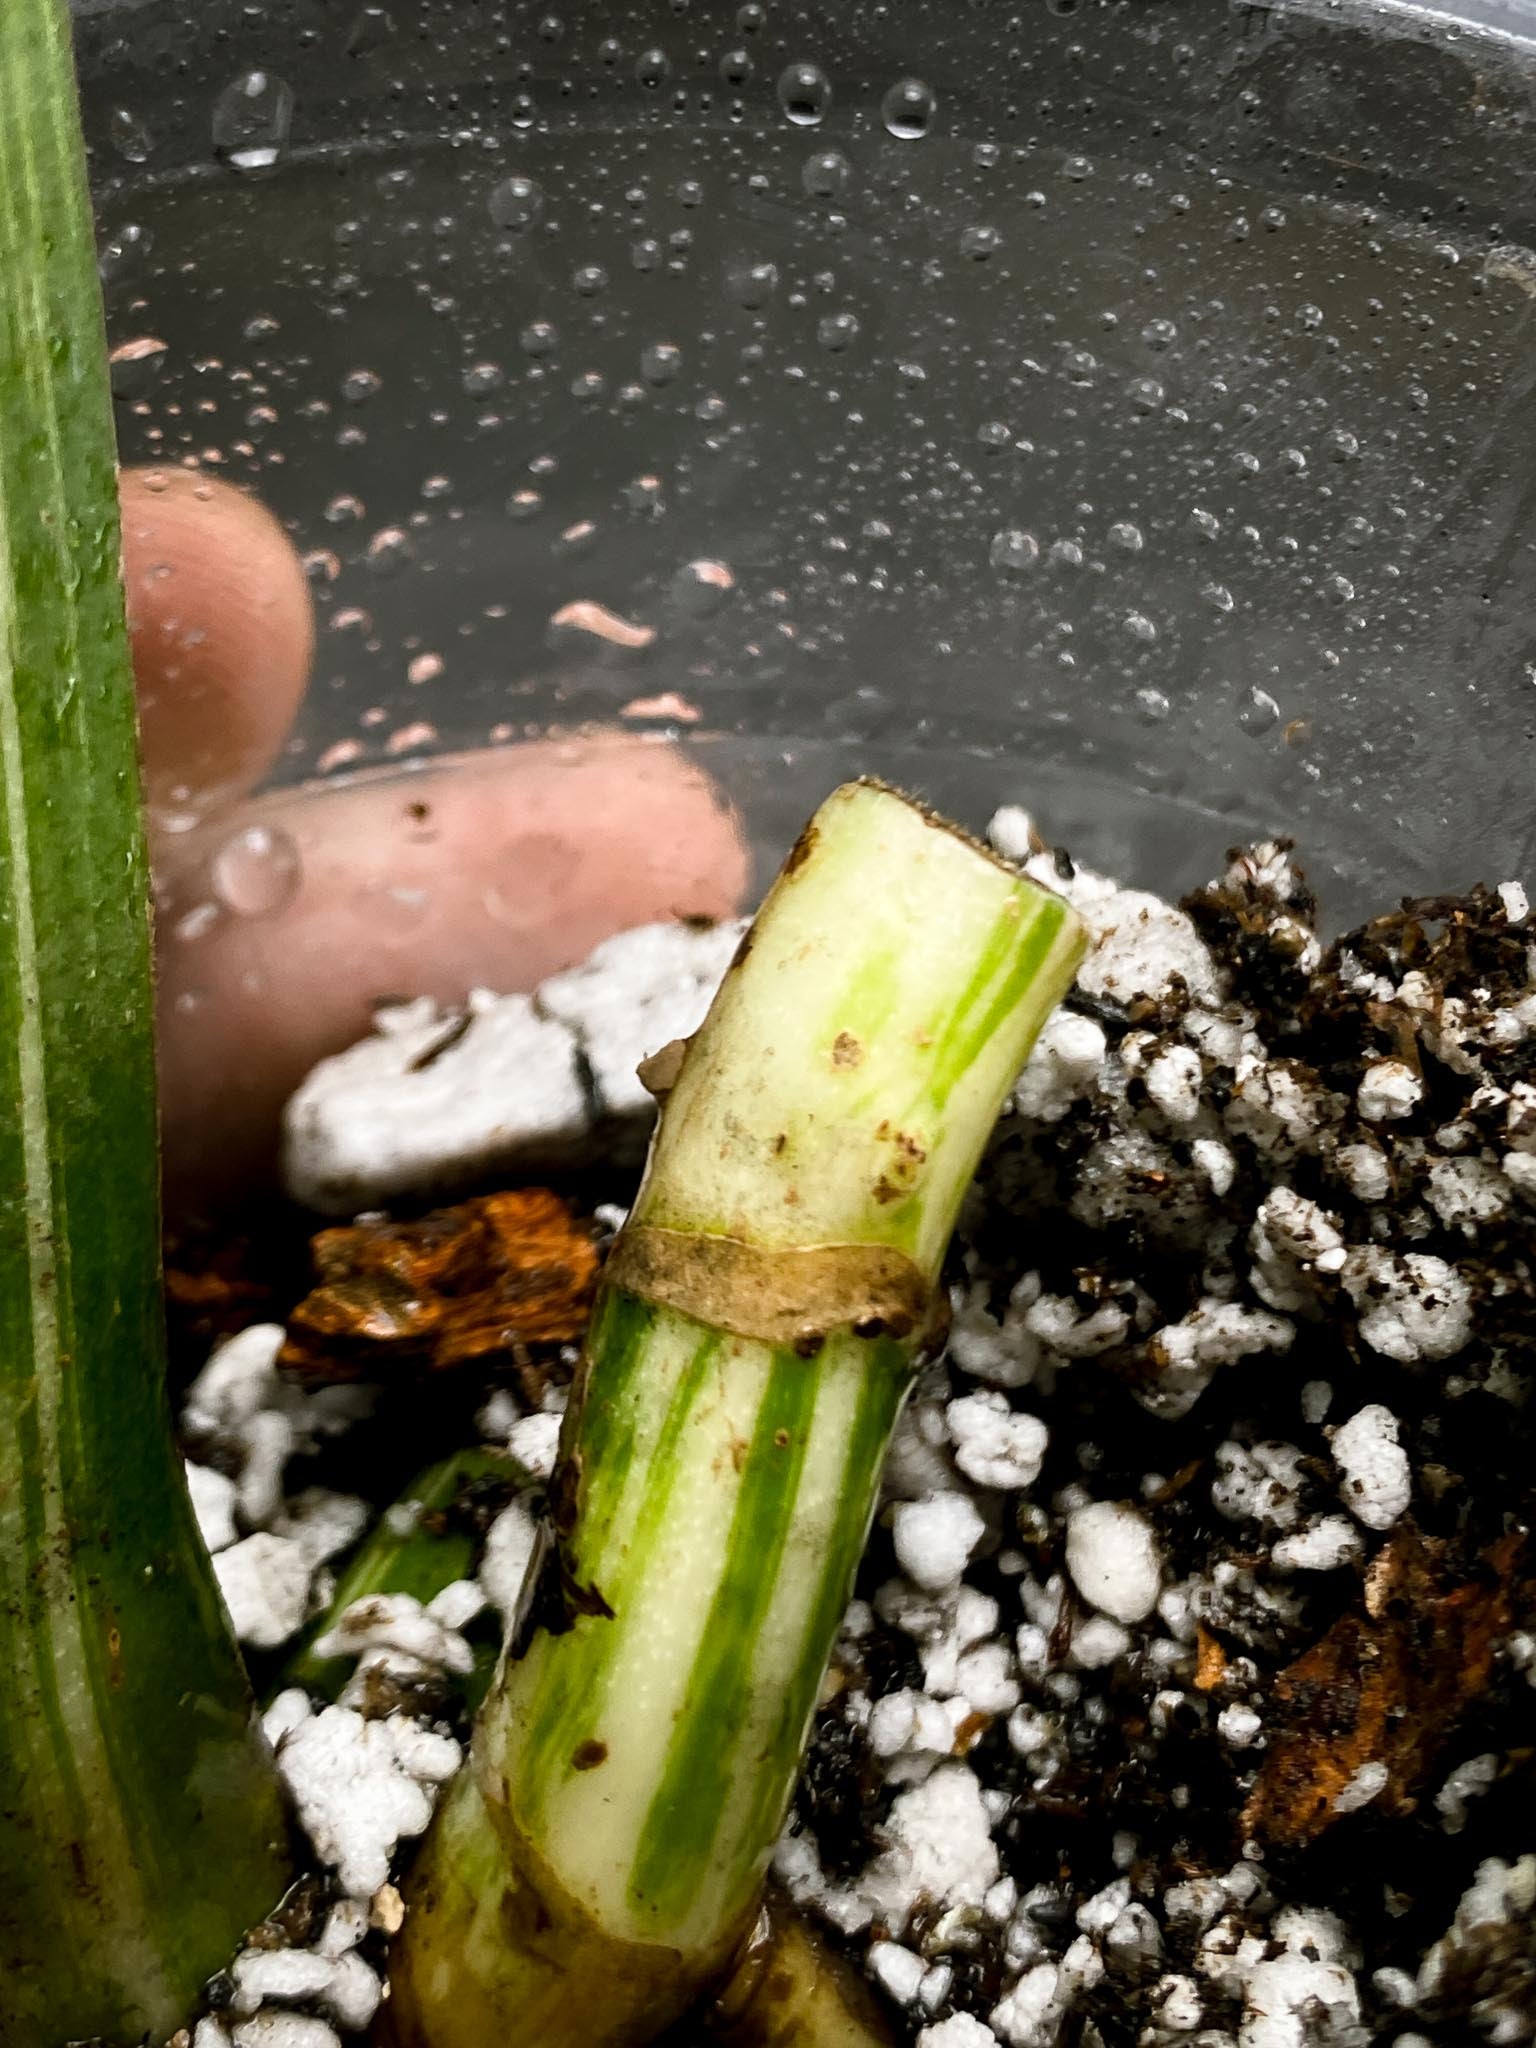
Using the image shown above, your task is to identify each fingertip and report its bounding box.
[156,735,749,1212]
[121,466,313,822]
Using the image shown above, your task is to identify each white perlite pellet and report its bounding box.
[184,1322,286,1438]
[311,1591,474,1682]
[187,1459,239,1554]
[1341,1248,1473,1363]
[986,804,1037,865]
[1148,1299,1293,1419]
[918,2016,1000,2048]
[859,1763,1001,1935]
[283,919,744,1210]
[1435,1753,1499,1835]
[262,1692,460,1898]
[504,1409,562,1480]
[230,1950,336,2014]
[893,1493,986,1593]
[537,917,745,1124]
[1238,1948,1362,2048]
[1332,1760,1390,1814]
[990,1961,1064,2048]
[1217,1703,1264,1749]
[1145,1045,1203,1124]
[1331,1404,1412,1530]
[1357,1058,1423,1123]
[213,1533,313,1650]
[1271,1516,1362,1572]
[1027,860,1223,1009]
[283,990,591,1213]
[1013,1009,1107,1124]
[481,1499,540,1622]
[868,1939,927,2005]
[231,2020,342,2048]
[946,1392,1049,1491]
[1064,1501,1162,1624]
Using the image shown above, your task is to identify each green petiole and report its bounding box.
[0,6,289,2042]
[281,1445,519,1710]
[386,779,1085,2048]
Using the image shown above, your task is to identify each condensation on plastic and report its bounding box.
[76,0,1536,921]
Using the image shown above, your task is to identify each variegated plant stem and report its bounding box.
[387,780,1084,2048]
[295,1451,894,2048]
[0,5,289,2041]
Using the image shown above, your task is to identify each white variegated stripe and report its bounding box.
[520,1325,773,1929]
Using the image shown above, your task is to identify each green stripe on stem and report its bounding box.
[631,1337,820,1917]
[385,781,1085,2048]
[0,7,288,2042]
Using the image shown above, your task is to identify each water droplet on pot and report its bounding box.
[728,260,779,308]
[777,62,831,126]
[366,526,415,576]
[641,341,683,384]
[212,71,294,173]
[110,107,151,164]
[1123,610,1158,643]
[624,474,666,517]
[1108,520,1143,553]
[520,320,559,357]
[990,528,1040,574]
[635,47,672,88]
[463,360,504,395]
[99,221,151,281]
[489,174,543,230]
[816,311,860,352]
[1135,686,1171,723]
[211,824,302,918]
[960,224,1002,260]
[673,558,736,614]
[173,902,222,946]
[341,368,382,404]
[881,77,936,138]
[802,147,851,199]
[109,335,169,399]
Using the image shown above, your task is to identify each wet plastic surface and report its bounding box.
[78,0,1536,921]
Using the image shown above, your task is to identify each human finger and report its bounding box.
[154,734,750,1212]
[120,465,313,824]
